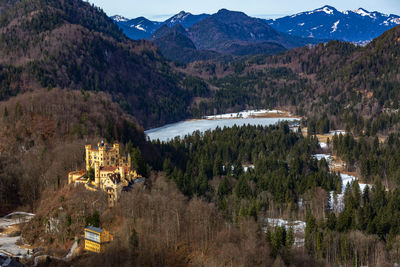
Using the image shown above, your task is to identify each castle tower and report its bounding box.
[119,166,125,181]
[94,162,100,187]
[85,145,92,171]
[99,142,106,167]
[113,143,119,155]
[127,153,131,168]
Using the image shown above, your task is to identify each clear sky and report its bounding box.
[86,0,400,21]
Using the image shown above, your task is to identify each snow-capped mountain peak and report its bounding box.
[177,11,190,19]
[265,5,400,43]
[316,6,335,15]
[169,11,191,24]
[111,15,128,22]
[354,8,375,18]
[111,11,210,40]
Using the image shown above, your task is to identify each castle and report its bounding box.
[68,141,140,206]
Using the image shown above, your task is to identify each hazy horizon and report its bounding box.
[87,0,400,21]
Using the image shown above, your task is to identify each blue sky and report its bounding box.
[87,0,400,20]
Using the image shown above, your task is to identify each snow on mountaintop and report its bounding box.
[388,17,400,24]
[354,8,376,18]
[112,15,128,22]
[313,6,335,15]
[170,11,191,23]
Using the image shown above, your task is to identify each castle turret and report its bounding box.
[85,145,92,171]
[127,153,131,168]
[99,142,106,167]
[119,166,125,181]
[94,162,100,187]
[113,143,119,155]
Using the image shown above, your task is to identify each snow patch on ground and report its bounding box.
[329,130,346,135]
[265,218,306,246]
[0,212,34,257]
[319,142,328,149]
[0,212,34,228]
[313,153,332,162]
[134,25,145,31]
[311,25,323,30]
[204,109,288,120]
[330,173,371,212]
[243,165,255,172]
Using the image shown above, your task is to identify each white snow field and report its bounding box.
[203,109,289,119]
[330,174,370,212]
[145,116,299,142]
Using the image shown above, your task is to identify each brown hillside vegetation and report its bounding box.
[0,88,146,215]
[23,173,316,267]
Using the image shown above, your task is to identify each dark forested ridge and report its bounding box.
[153,124,340,203]
[182,25,400,134]
[0,0,201,129]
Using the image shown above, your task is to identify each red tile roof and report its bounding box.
[101,166,118,172]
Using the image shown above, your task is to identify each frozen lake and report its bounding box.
[145,117,299,142]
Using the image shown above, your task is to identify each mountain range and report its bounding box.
[266,5,400,43]
[113,6,400,44]
[111,11,209,40]
[115,9,320,62]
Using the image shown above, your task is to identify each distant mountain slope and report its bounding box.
[182,24,400,130]
[164,11,210,28]
[110,15,162,39]
[266,5,400,43]
[0,0,193,128]
[150,25,226,63]
[187,9,316,53]
[112,11,209,40]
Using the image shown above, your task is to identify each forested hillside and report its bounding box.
[183,25,400,134]
[1,0,400,266]
[0,0,199,128]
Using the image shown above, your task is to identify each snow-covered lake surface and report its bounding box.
[145,116,299,142]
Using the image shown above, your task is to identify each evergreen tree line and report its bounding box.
[151,123,341,222]
[332,132,400,184]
